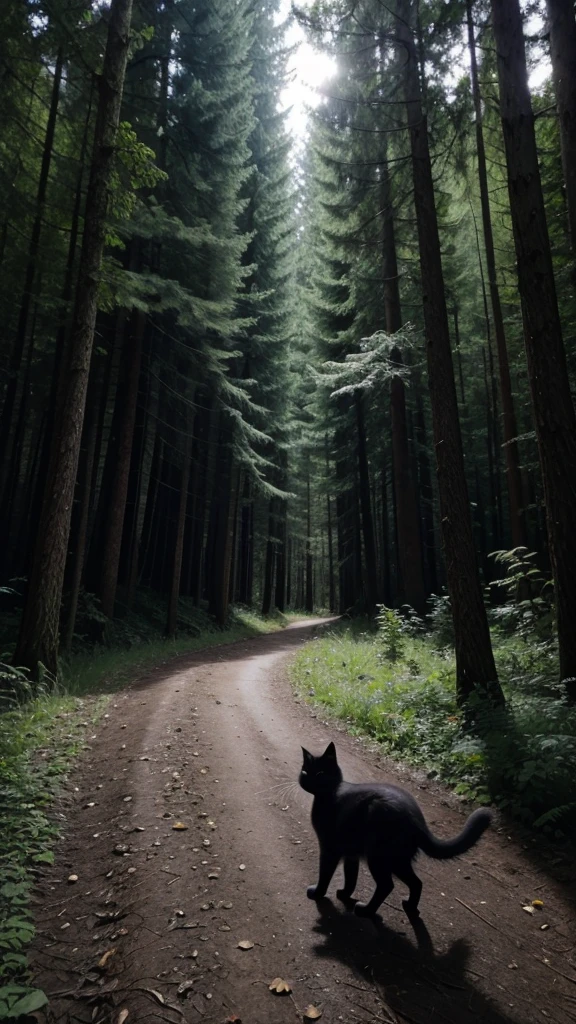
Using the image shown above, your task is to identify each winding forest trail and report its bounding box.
[32,621,576,1024]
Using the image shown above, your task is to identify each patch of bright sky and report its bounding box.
[278,0,337,147]
[278,0,551,150]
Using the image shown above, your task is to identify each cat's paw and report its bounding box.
[353,901,375,918]
[307,885,326,901]
[402,899,420,919]
[336,888,354,901]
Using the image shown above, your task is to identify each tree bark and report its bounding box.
[546,0,576,250]
[325,440,336,612]
[355,394,379,612]
[466,0,527,548]
[14,0,134,678]
[396,0,503,705]
[62,395,99,651]
[492,0,576,691]
[275,501,287,613]
[99,308,145,618]
[0,48,63,476]
[381,150,426,614]
[305,471,314,612]
[261,500,276,616]
[166,421,193,637]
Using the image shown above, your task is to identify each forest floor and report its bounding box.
[30,620,576,1024]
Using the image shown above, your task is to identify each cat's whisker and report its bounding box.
[255,780,295,796]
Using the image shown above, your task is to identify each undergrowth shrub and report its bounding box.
[291,623,576,839]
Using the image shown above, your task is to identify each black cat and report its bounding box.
[300,742,491,918]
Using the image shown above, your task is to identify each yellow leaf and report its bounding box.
[238,940,254,950]
[269,977,291,994]
[532,899,544,907]
[303,1007,323,1021]
[172,822,188,830]
[98,948,117,968]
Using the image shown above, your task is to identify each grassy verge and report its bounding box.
[62,603,290,695]
[0,603,288,1017]
[290,617,576,841]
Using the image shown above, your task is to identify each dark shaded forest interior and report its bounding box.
[1,0,575,699]
[3,1,576,1019]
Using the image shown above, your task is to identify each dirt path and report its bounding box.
[31,620,576,1024]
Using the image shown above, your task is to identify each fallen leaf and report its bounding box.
[522,905,535,914]
[208,872,220,879]
[113,844,130,855]
[116,1011,129,1024]
[225,1016,242,1023]
[172,822,188,830]
[303,1007,323,1021]
[145,989,165,1006]
[532,899,544,908]
[540,923,550,931]
[177,980,195,996]
[269,977,291,994]
[98,948,117,968]
[237,940,254,950]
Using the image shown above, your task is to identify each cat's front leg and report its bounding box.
[307,850,340,900]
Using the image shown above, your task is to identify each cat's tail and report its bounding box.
[419,808,492,860]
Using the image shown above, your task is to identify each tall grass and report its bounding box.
[0,602,289,1007]
[290,617,576,839]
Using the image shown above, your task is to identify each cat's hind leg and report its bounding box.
[354,858,393,917]
[307,850,340,901]
[336,857,359,900]
[394,863,423,918]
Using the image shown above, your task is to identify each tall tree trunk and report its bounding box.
[208,454,238,626]
[261,500,276,616]
[275,501,287,613]
[396,0,503,705]
[355,394,379,612]
[0,48,64,474]
[305,471,314,612]
[325,440,336,612]
[546,0,576,249]
[126,372,158,607]
[14,0,134,678]
[238,480,254,605]
[467,0,527,547]
[99,309,145,618]
[492,0,576,691]
[62,396,99,651]
[166,421,193,637]
[381,152,426,614]
[29,78,95,546]
[415,395,438,595]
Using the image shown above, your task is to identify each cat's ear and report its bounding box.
[323,742,337,759]
[301,747,312,762]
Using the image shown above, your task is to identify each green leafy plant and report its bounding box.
[375,606,407,662]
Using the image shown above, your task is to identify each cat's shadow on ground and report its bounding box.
[311,897,525,1024]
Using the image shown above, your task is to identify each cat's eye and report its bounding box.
[301,769,307,775]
